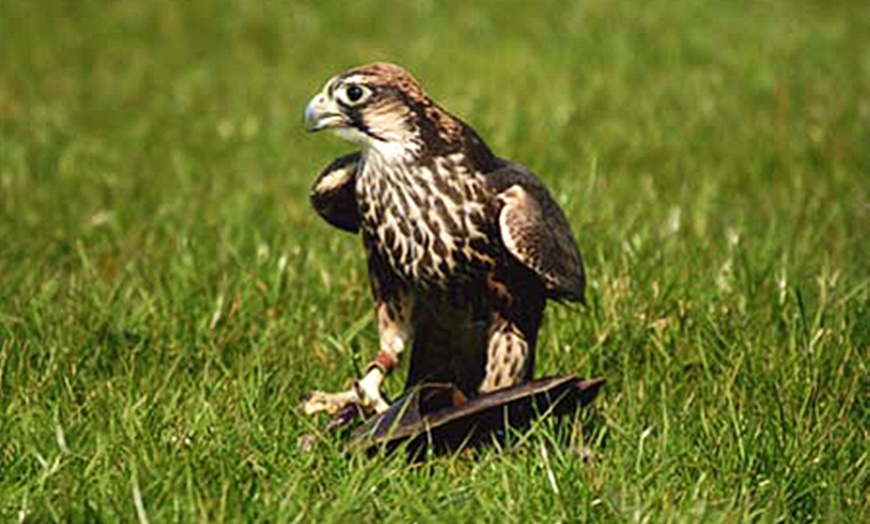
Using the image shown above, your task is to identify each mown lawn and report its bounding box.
[1,0,868,521]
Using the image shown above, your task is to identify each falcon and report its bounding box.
[302,63,585,416]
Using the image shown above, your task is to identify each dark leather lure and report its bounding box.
[345,375,605,458]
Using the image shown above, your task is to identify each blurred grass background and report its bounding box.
[1,0,869,521]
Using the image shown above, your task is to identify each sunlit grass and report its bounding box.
[1,0,868,521]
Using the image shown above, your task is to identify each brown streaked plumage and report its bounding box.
[302,63,585,417]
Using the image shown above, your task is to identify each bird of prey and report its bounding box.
[302,63,585,416]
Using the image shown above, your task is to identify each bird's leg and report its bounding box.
[478,278,546,394]
[479,313,531,393]
[356,294,415,411]
[302,294,413,416]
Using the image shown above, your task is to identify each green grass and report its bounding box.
[2,0,869,521]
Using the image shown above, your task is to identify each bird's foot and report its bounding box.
[300,375,391,416]
[300,388,362,416]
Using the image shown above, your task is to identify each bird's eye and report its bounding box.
[339,84,370,106]
[347,85,363,102]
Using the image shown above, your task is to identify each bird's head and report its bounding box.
[305,63,464,156]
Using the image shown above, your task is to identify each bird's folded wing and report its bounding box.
[489,163,586,303]
[309,152,362,233]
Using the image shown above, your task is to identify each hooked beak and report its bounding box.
[304,92,346,132]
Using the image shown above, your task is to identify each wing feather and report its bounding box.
[309,152,361,233]
[486,162,585,303]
